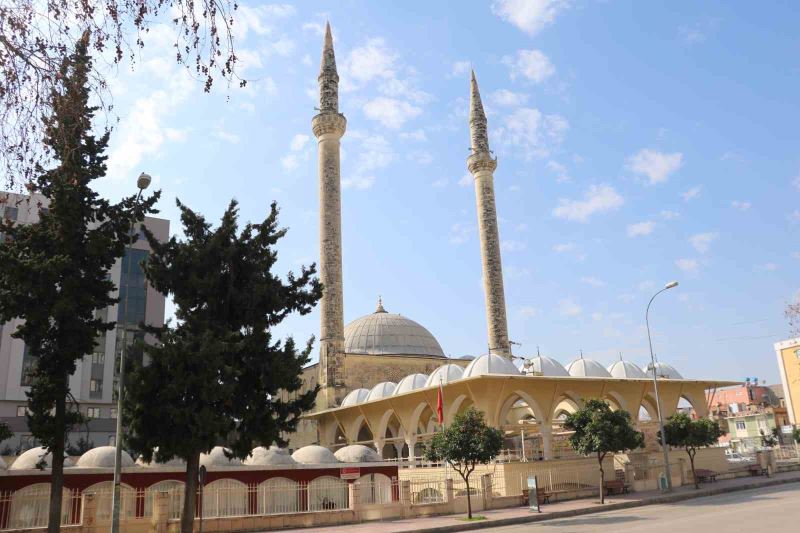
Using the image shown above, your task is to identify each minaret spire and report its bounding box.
[467,70,511,359]
[318,21,339,114]
[469,70,490,154]
[313,22,348,408]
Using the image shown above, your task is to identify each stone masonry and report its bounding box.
[467,71,511,358]
[313,23,347,408]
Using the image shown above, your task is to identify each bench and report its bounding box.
[604,479,630,496]
[694,469,718,483]
[521,490,552,506]
[747,464,769,477]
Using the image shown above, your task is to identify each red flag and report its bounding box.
[436,381,444,425]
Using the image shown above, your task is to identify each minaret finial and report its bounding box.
[580,349,584,359]
[318,21,339,113]
[469,70,490,153]
[375,295,387,313]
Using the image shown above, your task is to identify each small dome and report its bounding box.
[334,445,382,463]
[77,446,134,468]
[644,362,683,379]
[424,364,464,387]
[343,300,445,357]
[567,357,612,378]
[462,354,521,378]
[459,355,476,360]
[366,381,396,401]
[10,447,71,470]
[200,446,242,468]
[608,360,647,379]
[244,446,296,466]
[524,356,569,377]
[394,373,428,395]
[136,448,185,468]
[341,388,370,407]
[291,445,339,464]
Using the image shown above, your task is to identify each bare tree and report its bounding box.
[787,301,800,337]
[0,0,242,187]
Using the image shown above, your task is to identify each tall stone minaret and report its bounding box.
[312,22,347,408]
[467,71,512,358]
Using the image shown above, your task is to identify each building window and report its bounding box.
[2,206,19,221]
[109,408,117,419]
[118,248,149,327]
[735,421,746,430]
[86,407,101,419]
[89,379,103,398]
[17,405,28,417]
[92,352,105,365]
[20,344,37,386]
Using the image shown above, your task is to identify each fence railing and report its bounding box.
[0,487,82,530]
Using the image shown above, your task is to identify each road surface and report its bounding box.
[484,483,800,532]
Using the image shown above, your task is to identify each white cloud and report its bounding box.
[591,312,604,321]
[450,61,470,77]
[289,134,309,152]
[342,132,396,190]
[341,175,375,190]
[431,178,448,188]
[638,280,656,292]
[755,263,779,272]
[491,0,570,36]
[675,258,699,273]
[558,298,583,317]
[689,232,717,253]
[505,265,531,279]
[792,252,800,260]
[682,185,702,201]
[553,242,575,253]
[400,129,427,142]
[580,276,606,287]
[792,172,800,190]
[660,210,680,220]
[459,173,473,187]
[281,154,299,171]
[790,210,800,223]
[731,200,751,211]
[490,89,530,107]
[363,97,422,129]
[546,160,570,182]
[501,240,527,252]
[409,151,433,165]
[502,49,555,83]
[449,223,474,245]
[494,107,568,160]
[627,221,655,237]
[267,36,295,57]
[343,38,397,86]
[302,22,325,36]
[301,54,312,66]
[235,4,296,40]
[519,306,541,318]
[626,149,683,185]
[552,184,624,223]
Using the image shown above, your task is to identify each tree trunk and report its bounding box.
[181,451,200,533]
[464,476,472,519]
[689,448,698,490]
[598,453,605,505]
[47,397,66,533]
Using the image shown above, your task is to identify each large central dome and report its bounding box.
[343,299,445,357]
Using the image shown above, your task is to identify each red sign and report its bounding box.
[339,467,361,480]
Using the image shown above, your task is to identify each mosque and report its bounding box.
[288,24,736,459]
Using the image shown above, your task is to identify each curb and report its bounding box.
[411,475,800,533]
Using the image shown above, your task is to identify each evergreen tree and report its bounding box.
[659,413,724,489]
[0,421,11,444]
[0,32,158,532]
[124,199,321,533]
[564,399,644,504]
[424,408,503,519]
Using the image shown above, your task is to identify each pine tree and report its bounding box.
[0,32,158,532]
[124,199,321,533]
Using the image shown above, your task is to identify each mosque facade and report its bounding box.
[287,25,737,456]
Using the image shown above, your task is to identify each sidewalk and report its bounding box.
[278,470,800,533]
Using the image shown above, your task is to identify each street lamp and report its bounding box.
[645,280,678,492]
[110,172,150,533]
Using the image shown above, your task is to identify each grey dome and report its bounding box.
[341,388,370,407]
[10,447,64,470]
[608,360,647,379]
[394,373,428,395]
[366,381,396,401]
[343,300,445,357]
[524,356,569,377]
[462,354,520,378]
[334,445,382,463]
[567,357,612,378]
[292,445,339,464]
[77,446,134,468]
[200,446,242,468]
[644,362,683,379]
[424,364,464,387]
[245,446,296,466]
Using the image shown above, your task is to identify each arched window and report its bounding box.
[8,483,72,528]
[202,479,248,518]
[356,473,392,505]
[308,476,348,511]
[84,481,136,521]
[145,480,184,518]
[257,477,299,515]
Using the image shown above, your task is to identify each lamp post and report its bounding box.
[110,172,151,533]
[645,280,678,492]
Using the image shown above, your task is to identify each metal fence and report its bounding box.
[0,487,82,530]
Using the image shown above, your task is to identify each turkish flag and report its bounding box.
[436,381,444,425]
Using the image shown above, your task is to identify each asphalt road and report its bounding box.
[483,483,800,532]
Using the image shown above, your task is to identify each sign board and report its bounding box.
[527,476,540,513]
[782,425,794,434]
[340,467,361,480]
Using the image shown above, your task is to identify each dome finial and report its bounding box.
[375,295,386,313]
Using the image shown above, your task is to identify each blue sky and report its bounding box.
[93,1,800,384]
